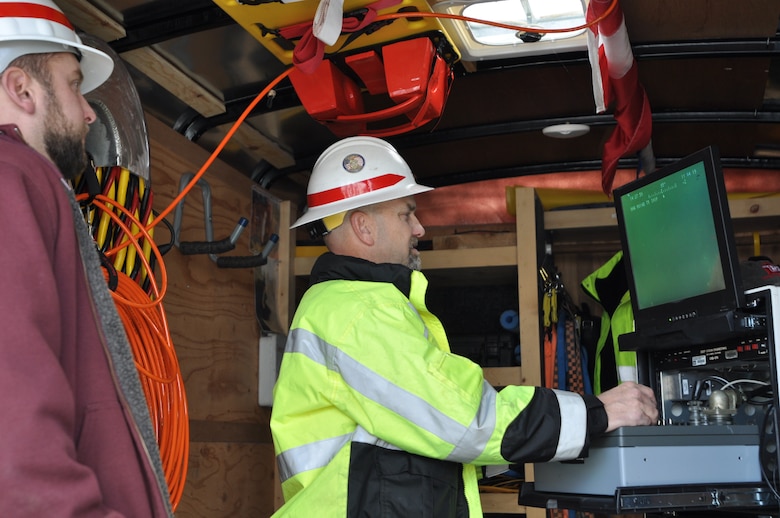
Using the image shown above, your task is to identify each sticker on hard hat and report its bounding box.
[342,154,365,173]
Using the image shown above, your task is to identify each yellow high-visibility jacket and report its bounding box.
[271,252,608,517]
[581,251,638,395]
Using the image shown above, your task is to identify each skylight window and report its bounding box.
[463,0,586,45]
[433,0,589,61]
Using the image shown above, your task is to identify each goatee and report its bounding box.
[409,254,422,271]
[408,238,421,271]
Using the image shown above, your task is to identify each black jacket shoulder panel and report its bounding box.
[310,252,412,297]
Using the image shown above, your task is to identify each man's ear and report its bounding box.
[350,210,375,246]
[1,67,37,114]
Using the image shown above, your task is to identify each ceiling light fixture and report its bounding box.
[542,123,590,139]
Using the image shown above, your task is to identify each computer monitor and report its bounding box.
[614,146,745,347]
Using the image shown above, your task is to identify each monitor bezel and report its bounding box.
[613,145,745,340]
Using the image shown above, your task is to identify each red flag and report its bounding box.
[586,0,654,194]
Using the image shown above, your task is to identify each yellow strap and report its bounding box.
[550,289,558,323]
[543,292,551,328]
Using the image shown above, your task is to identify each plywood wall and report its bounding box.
[146,114,278,517]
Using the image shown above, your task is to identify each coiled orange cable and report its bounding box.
[77,192,188,510]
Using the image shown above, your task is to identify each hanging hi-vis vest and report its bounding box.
[270,253,608,517]
[581,251,637,394]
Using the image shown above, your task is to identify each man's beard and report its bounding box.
[408,253,422,271]
[408,238,421,271]
[43,94,88,180]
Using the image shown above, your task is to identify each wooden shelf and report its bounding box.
[483,367,523,388]
[479,492,525,514]
[422,246,517,269]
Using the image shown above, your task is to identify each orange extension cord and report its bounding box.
[77,192,188,510]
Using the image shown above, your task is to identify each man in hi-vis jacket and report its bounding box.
[271,136,657,517]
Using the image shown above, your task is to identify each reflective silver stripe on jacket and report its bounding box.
[277,433,352,483]
[277,328,498,482]
[550,389,587,461]
[406,301,429,339]
[277,428,401,484]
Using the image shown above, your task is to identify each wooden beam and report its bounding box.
[514,188,542,387]
[513,187,547,518]
[59,0,126,42]
[120,47,226,117]
[216,123,296,170]
[120,48,297,170]
[60,2,223,118]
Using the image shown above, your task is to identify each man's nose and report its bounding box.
[82,95,97,124]
[412,216,425,238]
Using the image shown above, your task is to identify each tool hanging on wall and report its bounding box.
[172,173,279,268]
[540,265,558,389]
[540,258,592,396]
[541,275,596,518]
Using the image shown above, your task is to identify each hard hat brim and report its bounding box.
[74,40,114,93]
[0,35,114,93]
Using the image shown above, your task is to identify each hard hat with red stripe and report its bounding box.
[0,0,114,93]
[291,136,433,230]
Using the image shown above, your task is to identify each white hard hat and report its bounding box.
[292,136,433,230]
[0,0,114,93]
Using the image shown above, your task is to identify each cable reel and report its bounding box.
[212,0,460,138]
[289,34,455,137]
